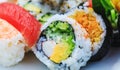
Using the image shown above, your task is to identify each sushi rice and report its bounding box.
[0,18,27,67]
[32,14,92,70]
[66,6,106,55]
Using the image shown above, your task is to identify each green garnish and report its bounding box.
[38,13,53,24]
[92,0,119,30]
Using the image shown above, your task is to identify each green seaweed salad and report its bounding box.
[92,0,119,30]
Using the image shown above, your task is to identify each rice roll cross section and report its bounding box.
[92,0,118,30]
[17,0,55,24]
[66,7,106,56]
[33,15,92,70]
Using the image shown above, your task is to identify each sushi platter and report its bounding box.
[0,0,120,70]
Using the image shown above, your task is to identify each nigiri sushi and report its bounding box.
[0,18,26,66]
[0,2,41,66]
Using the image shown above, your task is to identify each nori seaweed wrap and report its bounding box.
[32,14,92,70]
[92,0,119,47]
[66,6,113,61]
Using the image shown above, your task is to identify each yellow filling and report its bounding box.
[69,8,103,44]
[50,43,70,63]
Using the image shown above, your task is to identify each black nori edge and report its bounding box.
[89,12,113,62]
[117,14,120,46]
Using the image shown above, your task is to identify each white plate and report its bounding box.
[0,47,120,70]
[83,47,120,70]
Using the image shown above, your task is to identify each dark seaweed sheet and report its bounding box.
[92,0,120,47]
[89,12,113,61]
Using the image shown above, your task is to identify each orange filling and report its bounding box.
[69,9,103,43]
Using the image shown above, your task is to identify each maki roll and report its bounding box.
[92,0,118,30]
[0,3,41,66]
[33,14,92,70]
[111,0,120,46]
[92,0,119,47]
[66,7,111,61]
[17,0,56,24]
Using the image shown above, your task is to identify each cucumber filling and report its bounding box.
[38,13,53,24]
[40,21,75,63]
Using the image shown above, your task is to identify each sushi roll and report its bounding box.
[92,0,119,30]
[59,0,87,13]
[92,0,119,47]
[32,14,92,70]
[17,0,56,24]
[110,0,120,46]
[66,7,111,61]
[0,2,41,66]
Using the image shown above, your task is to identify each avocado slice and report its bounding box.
[38,13,53,24]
